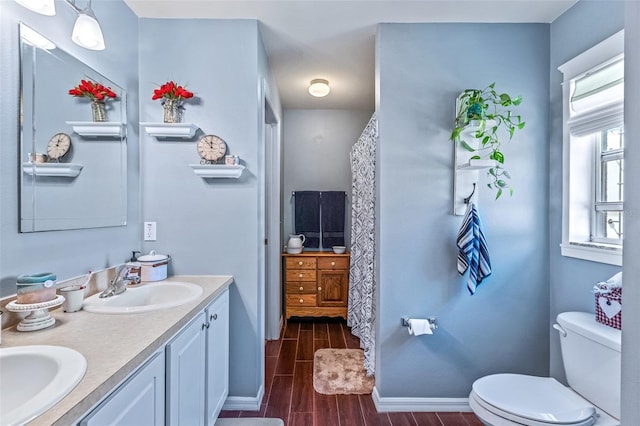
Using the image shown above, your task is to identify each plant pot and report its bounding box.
[163,99,184,123]
[466,102,484,120]
[91,100,107,122]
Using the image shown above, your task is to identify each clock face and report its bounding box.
[46,133,71,161]
[197,135,227,163]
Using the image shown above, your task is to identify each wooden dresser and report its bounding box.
[282,252,350,319]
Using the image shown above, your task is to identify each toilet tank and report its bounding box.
[556,311,621,419]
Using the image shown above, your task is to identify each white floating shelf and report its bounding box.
[22,162,83,177]
[189,164,245,179]
[456,159,496,171]
[141,122,199,139]
[66,121,124,138]
[460,119,498,138]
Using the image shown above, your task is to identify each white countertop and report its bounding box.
[0,275,233,426]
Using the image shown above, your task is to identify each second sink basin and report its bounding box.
[82,281,203,314]
[0,345,86,426]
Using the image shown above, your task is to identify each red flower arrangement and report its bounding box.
[152,81,194,101]
[68,79,117,101]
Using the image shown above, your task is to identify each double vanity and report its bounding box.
[0,275,232,426]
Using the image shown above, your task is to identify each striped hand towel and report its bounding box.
[456,203,492,295]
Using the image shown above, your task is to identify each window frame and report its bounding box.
[592,128,624,245]
[558,30,624,266]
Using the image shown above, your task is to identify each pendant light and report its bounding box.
[14,0,56,16]
[70,5,105,50]
[14,0,105,51]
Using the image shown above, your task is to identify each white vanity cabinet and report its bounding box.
[166,288,230,426]
[166,311,208,425]
[79,351,165,426]
[205,288,230,424]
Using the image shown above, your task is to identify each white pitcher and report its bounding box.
[287,234,306,254]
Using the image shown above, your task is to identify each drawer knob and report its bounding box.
[298,261,303,266]
[298,273,303,278]
[299,298,304,304]
[318,287,322,292]
[210,313,218,321]
[331,261,336,266]
[299,286,304,291]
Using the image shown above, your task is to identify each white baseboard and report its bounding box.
[371,387,471,412]
[222,385,265,411]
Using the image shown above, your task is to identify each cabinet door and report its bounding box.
[317,270,348,307]
[166,311,207,426]
[205,289,230,425]
[80,351,165,426]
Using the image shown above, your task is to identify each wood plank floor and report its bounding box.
[220,318,483,426]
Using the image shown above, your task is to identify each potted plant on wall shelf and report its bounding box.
[450,83,525,199]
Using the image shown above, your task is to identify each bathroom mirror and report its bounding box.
[19,23,127,232]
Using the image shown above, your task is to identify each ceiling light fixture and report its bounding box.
[14,0,56,16]
[14,0,105,51]
[308,79,331,97]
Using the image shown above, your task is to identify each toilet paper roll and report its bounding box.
[407,319,433,336]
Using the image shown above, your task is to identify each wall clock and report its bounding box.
[197,134,227,164]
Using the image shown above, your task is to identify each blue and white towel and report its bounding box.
[456,203,492,295]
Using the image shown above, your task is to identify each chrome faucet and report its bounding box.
[99,264,141,298]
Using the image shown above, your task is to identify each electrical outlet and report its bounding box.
[144,222,157,241]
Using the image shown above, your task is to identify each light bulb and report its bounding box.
[15,0,56,16]
[71,11,105,50]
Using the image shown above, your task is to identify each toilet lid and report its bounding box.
[472,374,597,425]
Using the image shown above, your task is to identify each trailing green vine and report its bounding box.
[450,83,525,199]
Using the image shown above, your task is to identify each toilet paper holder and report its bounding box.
[401,316,438,329]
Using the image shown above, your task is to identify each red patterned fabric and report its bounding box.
[595,288,622,330]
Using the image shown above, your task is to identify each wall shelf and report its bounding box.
[141,123,199,139]
[66,121,124,138]
[22,162,83,177]
[189,164,245,179]
[456,159,496,171]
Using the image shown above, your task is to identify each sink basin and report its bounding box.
[82,281,203,314]
[0,345,86,426]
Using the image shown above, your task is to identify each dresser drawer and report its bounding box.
[285,269,316,282]
[286,282,317,294]
[317,257,349,270]
[285,257,317,270]
[286,294,317,307]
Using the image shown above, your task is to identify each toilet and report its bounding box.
[469,312,621,426]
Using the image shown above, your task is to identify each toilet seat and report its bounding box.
[471,374,597,426]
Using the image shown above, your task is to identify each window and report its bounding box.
[559,31,624,266]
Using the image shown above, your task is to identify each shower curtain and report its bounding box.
[348,114,377,376]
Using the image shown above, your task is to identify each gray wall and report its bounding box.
[139,18,280,399]
[282,109,372,249]
[375,23,550,397]
[622,1,640,423]
[548,0,624,382]
[0,0,140,296]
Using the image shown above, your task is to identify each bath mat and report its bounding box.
[313,348,375,395]
[215,418,284,426]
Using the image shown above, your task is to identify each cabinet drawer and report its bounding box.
[285,269,316,282]
[286,294,317,307]
[318,257,349,270]
[285,257,317,269]
[286,282,317,294]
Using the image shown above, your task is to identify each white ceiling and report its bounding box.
[123,0,577,110]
